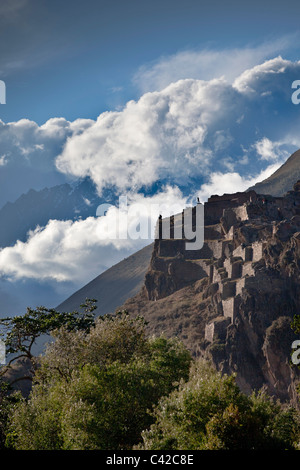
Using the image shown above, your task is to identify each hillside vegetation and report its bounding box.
[0,306,300,450]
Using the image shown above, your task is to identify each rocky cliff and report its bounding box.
[123,183,300,405]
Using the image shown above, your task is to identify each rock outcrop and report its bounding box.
[124,182,300,405]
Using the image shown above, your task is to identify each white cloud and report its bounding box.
[0,159,285,283]
[0,117,94,206]
[2,55,299,208]
[56,56,300,197]
[0,187,188,283]
[197,162,283,202]
[0,155,7,166]
[56,78,236,193]
[0,117,93,171]
[2,55,300,285]
[233,56,300,93]
[254,137,290,162]
[132,36,296,93]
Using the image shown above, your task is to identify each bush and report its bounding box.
[8,313,192,450]
[139,360,300,450]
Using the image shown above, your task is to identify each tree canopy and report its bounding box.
[139,360,300,450]
[0,305,300,450]
[0,299,97,381]
[6,312,192,450]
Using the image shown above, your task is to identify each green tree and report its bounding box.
[58,360,186,450]
[139,360,300,450]
[0,299,97,384]
[7,313,192,450]
[0,380,21,449]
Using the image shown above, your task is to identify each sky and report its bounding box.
[1,0,300,204]
[1,0,300,125]
[2,0,300,311]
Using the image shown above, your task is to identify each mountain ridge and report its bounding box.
[122,182,300,403]
[56,149,300,322]
[9,149,300,402]
[56,243,154,315]
[249,148,300,196]
[0,177,107,248]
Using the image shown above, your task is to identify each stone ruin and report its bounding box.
[141,181,300,403]
[146,187,294,308]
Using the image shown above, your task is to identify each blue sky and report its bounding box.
[3,0,300,311]
[1,0,300,124]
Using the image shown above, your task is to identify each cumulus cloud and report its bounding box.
[56,78,237,193]
[254,137,290,162]
[56,56,300,198]
[0,117,93,168]
[0,186,188,283]
[0,117,93,205]
[233,56,300,94]
[2,55,300,208]
[197,162,283,202]
[2,55,300,284]
[132,36,296,93]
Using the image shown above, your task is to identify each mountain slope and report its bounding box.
[56,243,154,315]
[0,177,112,248]
[249,149,300,196]
[53,150,300,403]
[122,184,300,403]
[56,148,300,319]
[0,177,117,316]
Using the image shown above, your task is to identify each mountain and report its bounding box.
[0,173,199,315]
[55,148,300,320]
[0,177,120,316]
[2,147,298,250]
[249,148,300,196]
[56,243,154,315]
[0,177,110,248]
[122,184,300,404]
[9,150,300,401]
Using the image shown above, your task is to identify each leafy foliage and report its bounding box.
[2,307,300,450]
[7,313,192,450]
[0,380,21,449]
[0,299,97,381]
[139,360,300,450]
